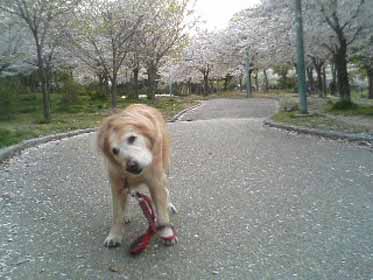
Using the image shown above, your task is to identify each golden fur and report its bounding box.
[97,104,175,248]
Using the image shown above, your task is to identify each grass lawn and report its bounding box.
[0,93,199,148]
[325,99,373,117]
[272,111,370,134]
[271,92,373,134]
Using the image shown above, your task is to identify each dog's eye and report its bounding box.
[127,135,136,144]
[112,147,120,155]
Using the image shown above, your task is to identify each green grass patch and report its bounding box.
[326,100,373,117]
[0,128,38,148]
[272,111,369,134]
[330,101,358,111]
[0,94,198,148]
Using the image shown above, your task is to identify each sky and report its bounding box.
[193,0,261,30]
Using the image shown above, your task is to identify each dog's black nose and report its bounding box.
[126,160,142,174]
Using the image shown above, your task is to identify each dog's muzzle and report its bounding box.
[126,159,143,175]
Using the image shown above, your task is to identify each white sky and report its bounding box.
[193,0,261,30]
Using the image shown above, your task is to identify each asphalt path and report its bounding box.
[1,98,373,279]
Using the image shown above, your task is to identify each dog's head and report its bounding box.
[97,112,157,176]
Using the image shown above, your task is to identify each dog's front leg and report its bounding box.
[147,174,177,246]
[104,175,128,248]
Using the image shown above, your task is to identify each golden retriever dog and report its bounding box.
[97,104,177,248]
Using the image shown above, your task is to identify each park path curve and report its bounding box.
[1,98,373,279]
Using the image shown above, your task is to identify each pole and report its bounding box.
[295,0,308,113]
[245,47,252,97]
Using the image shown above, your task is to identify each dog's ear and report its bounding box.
[97,118,113,154]
[146,126,163,155]
[97,121,119,166]
[96,122,107,153]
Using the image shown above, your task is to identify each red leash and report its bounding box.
[129,192,158,255]
[129,191,178,255]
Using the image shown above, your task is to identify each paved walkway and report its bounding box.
[1,98,373,279]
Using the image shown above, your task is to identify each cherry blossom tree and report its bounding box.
[183,30,221,95]
[0,0,80,121]
[256,0,373,101]
[0,16,34,76]
[353,32,373,99]
[65,0,144,109]
[310,0,371,102]
[136,0,192,99]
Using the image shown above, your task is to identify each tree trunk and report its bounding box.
[104,74,110,97]
[254,70,259,92]
[315,65,323,97]
[147,65,158,100]
[110,74,117,110]
[46,66,52,93]
[247,70,253,95]
[210,80,214,93]
[203,72,209,96]
[306,67,315,95]
[129,67,139,99]
[54,71,59,91]
[36,43,50,121]
[187,78,192,95]
[330,62,337,96]
[224,76,228,91]
[368,68,373,99]
[322,66,327,97]
[335,39,351,102]
[280,71,287,89]
[98,73,105,96]
[239,74,243,92]
[263,69,269,92]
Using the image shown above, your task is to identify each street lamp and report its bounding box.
[295,0,308,113]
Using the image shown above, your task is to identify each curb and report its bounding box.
[0,128,97,163]
[169,103,202,122]
[264,120,373,146]
[0,102,203,164]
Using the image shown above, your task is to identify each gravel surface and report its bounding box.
[1,98,373,280]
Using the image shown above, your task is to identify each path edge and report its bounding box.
[0,102,202,163]
[264,120,373,146]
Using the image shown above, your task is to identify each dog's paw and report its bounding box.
[159,226,178,246]
[161,237,178,246]
[104,225,124,248]
[104,233,122,248]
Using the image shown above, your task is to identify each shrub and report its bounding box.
[331,101,358,111]
[0,79,17,120]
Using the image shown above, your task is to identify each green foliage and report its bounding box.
[0,127,37,148]
[17,93,39,113]
[352,90,368,100]
[86,81,108,101]
[58,78,86,109]
[330,101,358,111]
[272,65,296,90]
[0,79,17,120]
[327,100,373,117]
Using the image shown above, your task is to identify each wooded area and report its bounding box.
[0,0,372,122]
